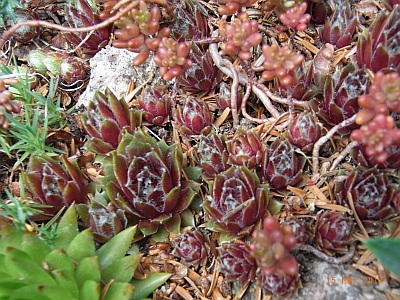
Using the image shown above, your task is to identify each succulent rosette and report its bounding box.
[23,155,92,219]
[80,89,140,154]
[103,129,200,237]
[6,8,41,44]
[196,133,230,181]
[172,230,210,267]
[287,110,322,153]
[175,96,213,136]
[204,166,269,238]
[218,240,256,289]
[313,211,354,255]
[259,272,301,298]
[263,139,305,191]
[226,128,265,170]
[336,167,396,230]
[138,88,171,126]
[310,62,369,134]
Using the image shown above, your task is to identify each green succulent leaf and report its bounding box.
[150,225,169,242]
[130,273,171,300]
[180,209,195,227]
[102,282,135,300]
[96,226,136,269]
[79,280,101,300]
[183,166,202,180]
[53,204,79,250]
[45,249,75,275]
[364,238,400,278]
[66,229,95,261]
[75,256,101,287]
[21,232,51,265]
[51,269,79,299]
[101,254,141,283]
[267,198,284,216]
[4,248,55,286]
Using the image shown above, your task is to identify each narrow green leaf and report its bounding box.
[96,226,136,269]
[75,257,101,287]
[364,238,400,278]
[267,199,284,216]
[66,229,95,261]
[53,204,79,250]
[103,282,134,300]
[101,254,141,283]
[51,269,79,299]
[183,166,202,181]
[130,273,171,300]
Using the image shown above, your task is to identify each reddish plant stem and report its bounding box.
[209,30,282,120]
[0,0,171,50]
[312,115,357,176]
[329,141,359,172]
[219,59,240,128]
[294,244,355,264]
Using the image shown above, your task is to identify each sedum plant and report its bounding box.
[0,78,21,129]
[0,205,140,300]
[102,129,200,239]
[217,0,258,15]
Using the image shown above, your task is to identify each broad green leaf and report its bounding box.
[183,166,202,181]
[101,254,141,283]
[0,279,26,296]
[180,209,195,227]
[4,248,55,286]
[79,280,101,300]
[151,226,169,242]
[96,226,136,269]
[53,205,79,250]
[45,249,74,275]
[103,282,134,300]
[22,232,51,265]
[51,269,79,299]
[364,238,400,278]
[7,284,52,300]
[66,229,95,261]
[75,257,101,286]
[130,273,171,300]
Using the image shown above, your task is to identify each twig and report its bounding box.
[329,141,359,172]
[257,84,310,110]
[312,115,357,176]
[209,30,282,119]
[294,243,356,264]
[218,59,240,128]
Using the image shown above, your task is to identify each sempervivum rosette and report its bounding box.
[204,166,269,238]
[103,129,200,237]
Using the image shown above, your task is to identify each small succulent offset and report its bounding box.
[320,0,356,48]
[204,166,269,238]
[138,88,171,126]
[259,272,301,298]
[226,128,265,170]
[5,8,41,44]
[0,205,140,300]
[80,89,140,154]
[336,167,396,232]
[27,50,86,85]
[196,133,230,181]
[175,96,213,136]
[287,110,322,153]
[0,78,21,129]
[313,211,354,256]
[262,139,305,190]
[172,230,210,267]
[312,62,370,133]
[218,240,257,289]
[250,217,299,277]
[23,155,93,219]
[357,6,400,73]
[102,129,200,237]
[219,12,263,61]
[261,44,304,86]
